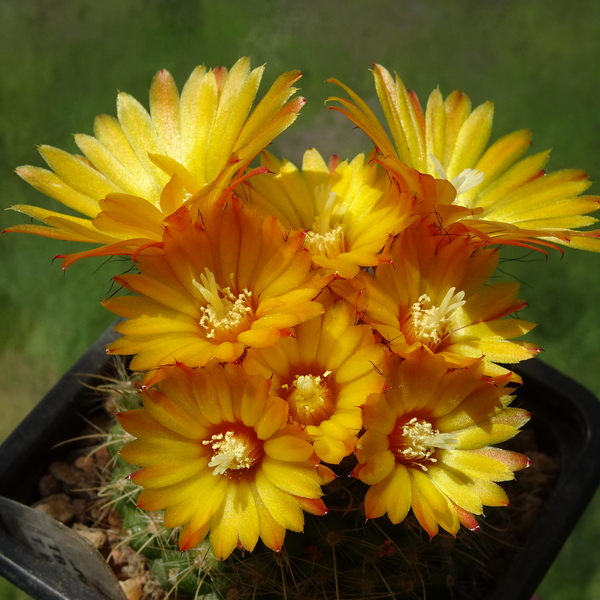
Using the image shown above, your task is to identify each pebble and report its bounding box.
[72,523,107,550]
[71,497,89,523]
[38,473,61,497]
[49,460,81,487]
[32,493,75,524]
[74,454,96,474]
[119,576,144,600]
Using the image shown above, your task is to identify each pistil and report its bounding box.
[285,371,333,426]
[430,154,484,205]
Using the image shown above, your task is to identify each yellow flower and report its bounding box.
[103,199,330,372]
[118,361,334,558]
[328,65,600,252]
[354,352,531,537]
[343,220,539,379]
[238,148,414,278]
[244,294,386,464]
[6,58,304,266]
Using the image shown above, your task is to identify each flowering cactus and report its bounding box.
[6,58,600,599]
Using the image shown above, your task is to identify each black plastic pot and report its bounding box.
[1,325,600,600]
[0,325,126,600]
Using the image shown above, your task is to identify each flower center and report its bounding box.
[410,287,465,345]
[193,268,253,339]
[392,417,458,469]
[284,372,334,426]
[304,185,345,259]
[430,154,484,205]
[202,430,257,476]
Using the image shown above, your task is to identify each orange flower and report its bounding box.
[354,352,530,537]
[244,294,386,464]
[119,362,334,558]
[103,199,330,372]
[6,58,304,266]
[343,220,539,379]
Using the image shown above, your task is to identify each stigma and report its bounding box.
[430,154,484,204]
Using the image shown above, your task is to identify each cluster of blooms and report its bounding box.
[7,58,600,560]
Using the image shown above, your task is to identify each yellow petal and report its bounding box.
[355,450,395,486]
[263,430,314,462]
[440,449,515,482]
[409,470,439,538]
[261,459,323,498]
[254,469,305,532]
[38,145,120,201]
[250,481,286,552]
[446,101,493,180]
[149,69,181,161]
[454,422,523,450]
[379,463,412,524]
[209,483,242,559]
[132,457,207,488]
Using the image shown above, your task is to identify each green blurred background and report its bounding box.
[1,1,599,598]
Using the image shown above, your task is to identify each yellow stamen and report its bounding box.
[287,371,333,426]
[202,431,255,476]
[410,287,465,345]
[395,417,458,470]
[193,268,252,339]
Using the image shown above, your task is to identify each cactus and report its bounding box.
[10,58,583,600]
[97,409,503,600]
